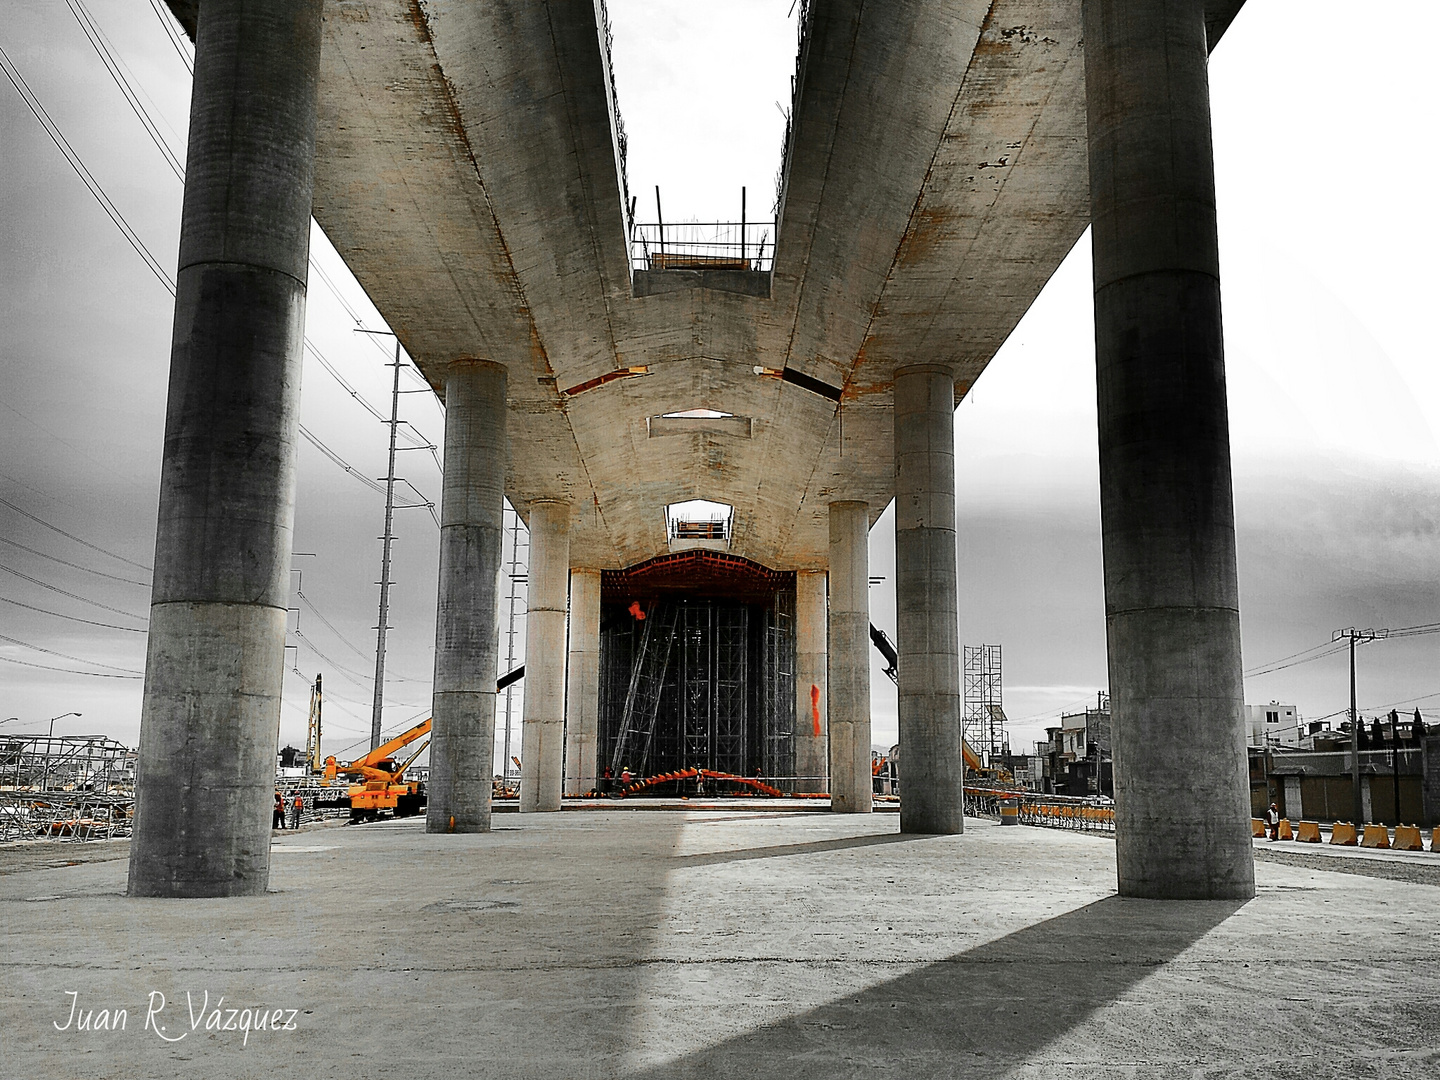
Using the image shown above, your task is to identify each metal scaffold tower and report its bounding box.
[963,644,1007,762]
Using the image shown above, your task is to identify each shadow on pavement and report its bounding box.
[671,831,927,867]
[623,895,1246,1079]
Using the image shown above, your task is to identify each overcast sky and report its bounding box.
[1,1,1437,765]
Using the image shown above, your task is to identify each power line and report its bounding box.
[145,0,193,74]
[297,424,438,523]
[0,44,176,294]
[0,594,147,633]
[23,23,446,492]
[0,535,150,588]
[0,562,148,622]
[0,631,142,675]
[0,495,151,572]
[65,0,185,180]
[0,653,142,680]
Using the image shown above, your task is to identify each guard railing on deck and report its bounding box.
[630,222,774,273]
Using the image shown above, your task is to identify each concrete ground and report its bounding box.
[2,810,1437,1079]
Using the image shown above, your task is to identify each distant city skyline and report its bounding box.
[1,1,1436,766]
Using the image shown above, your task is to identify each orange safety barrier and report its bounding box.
[1295,821,1322,843]
[1252,818,1266,838]
[1393,825,1424,852]
[1360,824,1390,849]
[1277,819,1293,841]
[1433,828,1440,853]
[1330,822,1358,845]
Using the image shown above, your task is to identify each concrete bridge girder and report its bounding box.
[140,0,1254,900]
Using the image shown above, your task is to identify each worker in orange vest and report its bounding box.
[291,791,304,830]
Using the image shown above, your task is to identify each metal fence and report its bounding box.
[0,734,135,843]
[966,785,1116,834]
[630,222,774,273]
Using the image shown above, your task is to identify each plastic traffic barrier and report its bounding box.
[1393,825,1424,851]
[1252,818,1266,838]
[1360,824,1391,849]
[1277,819,1294,841]
[1330,822,1358,845]
[1295,821,1322,843]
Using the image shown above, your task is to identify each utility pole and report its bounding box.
[371,337,403,751]
[1332,627,1382,824]
[1389,708,1401,825]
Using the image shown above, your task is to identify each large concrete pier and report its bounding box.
[1084,0,1255,899]
[827,502,872,814]
[894,367,964,835]
[520,501,570,814]
[127,0,323,898]
[426,360,507,834]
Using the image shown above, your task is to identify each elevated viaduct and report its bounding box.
[131,0,1252,902]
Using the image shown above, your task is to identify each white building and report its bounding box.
[1246,702,1300,748]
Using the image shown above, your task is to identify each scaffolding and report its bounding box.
[598,590,795,785]
[963,644,1008,761]
[0,733,134,843]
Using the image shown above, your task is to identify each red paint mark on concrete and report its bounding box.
[810,684,822,737]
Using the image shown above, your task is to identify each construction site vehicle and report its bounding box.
[323,718,431,823]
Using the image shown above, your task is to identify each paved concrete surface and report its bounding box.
[4,812,1438,1078]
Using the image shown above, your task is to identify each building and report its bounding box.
[1246,702,1300,748]
[1035,701,1112,797]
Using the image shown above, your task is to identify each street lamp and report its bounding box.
[48,712,81,738]
[40,712,81,793]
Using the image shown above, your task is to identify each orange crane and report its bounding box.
[323,717,431,822]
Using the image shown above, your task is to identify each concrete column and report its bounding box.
[520,501,570,812]
[793,570,828,793]
[564,568,601,796]
[126,0,323,899]
[426,360,507,834]
[1084,0,1254,898]
[828,502,872,813]
[894,365,964,834]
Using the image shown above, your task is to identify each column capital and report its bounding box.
[894,362,959,381]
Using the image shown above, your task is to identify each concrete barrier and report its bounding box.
[1295,821,1322,843]
[1252,818,1266,838]
[1393,825,1424,852]
[1277,818,1294,841]
[1361,824,1391,849]
[1330,822,1358,846]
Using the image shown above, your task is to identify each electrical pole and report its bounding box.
[371,337,403,751]
[1333,627,1380,824]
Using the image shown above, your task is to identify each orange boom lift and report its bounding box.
[323,717,431,822]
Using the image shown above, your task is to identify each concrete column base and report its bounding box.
[128,602,286,897]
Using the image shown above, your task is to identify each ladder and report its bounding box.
[609,601,680,777]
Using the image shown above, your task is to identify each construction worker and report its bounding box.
[1266,802,1281,842]
[273,792,285,830]
[291,791,304,830]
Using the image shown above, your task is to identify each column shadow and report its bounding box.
[623,895,1246,1079]
[671,832,926,867]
